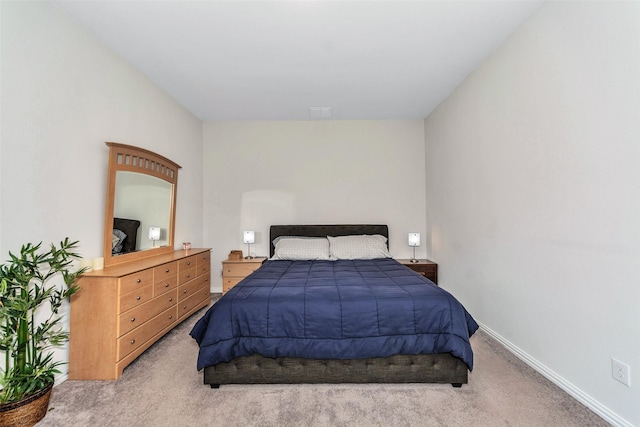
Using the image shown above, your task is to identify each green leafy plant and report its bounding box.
[0,238,86,404]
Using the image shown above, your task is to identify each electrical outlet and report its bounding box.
[612,358,631,386]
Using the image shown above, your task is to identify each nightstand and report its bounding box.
[221,257,267,294]
[397,259,438,285]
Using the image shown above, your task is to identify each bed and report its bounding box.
[190,224,478,388]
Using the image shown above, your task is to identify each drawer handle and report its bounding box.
[131,317,135,322]
[169,315,173,320]
[136,296,141,300]
[169,297,173,302]
[130,339,135,345]
[164,283,169,288]
[183,289,187,294]
[183,305,187,309]
[165,268,170,273]
[186,274,191,278]
[136,279,141,283]
[187,261,192,266]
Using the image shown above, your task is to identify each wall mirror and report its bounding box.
[103,142,180,267]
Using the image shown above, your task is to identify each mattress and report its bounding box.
[190,258,478,371]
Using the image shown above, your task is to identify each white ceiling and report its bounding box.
[53,1,543,121]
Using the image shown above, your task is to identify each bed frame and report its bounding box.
[203,224,469,388]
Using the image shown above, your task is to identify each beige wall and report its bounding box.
[0,1,203,382]
[203,120,427,290]
[424,2,640,426]
[3,2,636,425]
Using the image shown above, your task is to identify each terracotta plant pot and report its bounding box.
[0,383,53,427]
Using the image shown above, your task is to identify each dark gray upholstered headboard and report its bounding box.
[113,218,141,254]
[269,224,389,257]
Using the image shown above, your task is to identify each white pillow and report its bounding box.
[271,237,331,260]
[112,229,126,253]
[328,234,391,260]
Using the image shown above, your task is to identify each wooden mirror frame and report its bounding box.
[103,142,181,267]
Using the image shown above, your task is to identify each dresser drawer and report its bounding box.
[397,259,438,285]
[197,262,210,276]
[196,251,210,266]
[117,306,177,361]
[154,261,178,282]
[178,273,209,302]
[178,266,197,285]
[223,262,261,278]
[154,275,178,296]
[119,285,153,313]
[409,266,437,283]
[117,289,177,337]
[179,255,198,271]
[177,287,210,320]
[196,251,210,276]
[223,277,241,293]
[119,269,154,295]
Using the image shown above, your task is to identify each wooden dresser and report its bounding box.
[69,248,211,380]
[221,257,266,293]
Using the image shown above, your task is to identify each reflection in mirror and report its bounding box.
[103,142,180,267]
[112,171,172,255]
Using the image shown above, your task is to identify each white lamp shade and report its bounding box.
[149,226,161,241]
[408,232,420,247]
[243,230,255,244]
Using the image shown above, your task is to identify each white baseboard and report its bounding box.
[479,323,633,427]
[54,371,68,388]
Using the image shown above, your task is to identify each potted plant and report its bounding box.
[0,238,87,427]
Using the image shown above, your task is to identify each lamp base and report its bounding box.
[409,258,419,263]
[244,242,254,259]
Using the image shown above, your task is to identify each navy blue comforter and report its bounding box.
[190,259,479,371]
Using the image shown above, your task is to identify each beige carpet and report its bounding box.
[38,297,606,427]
